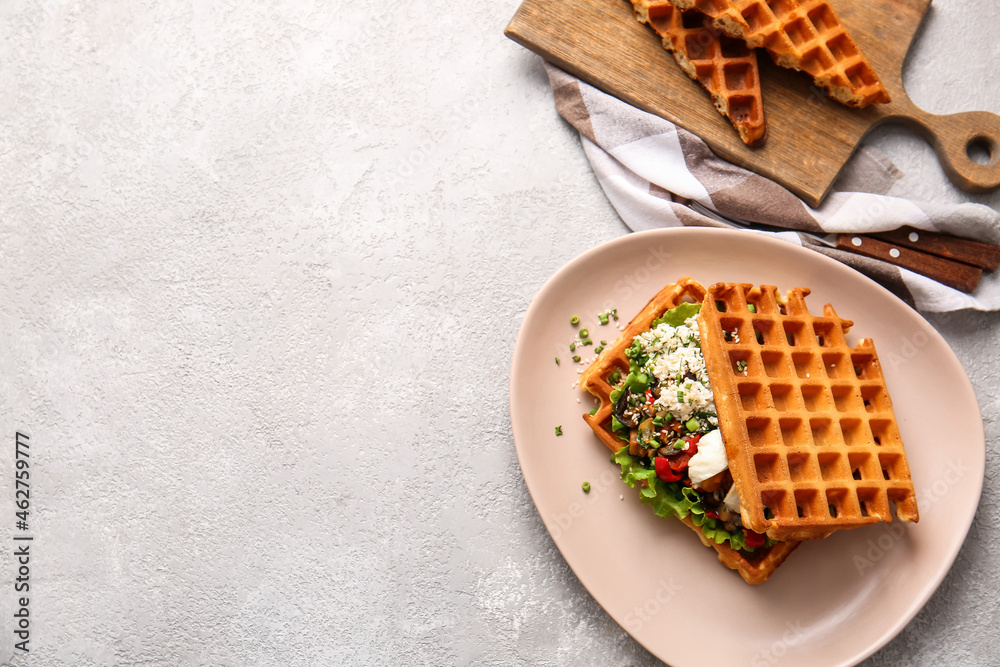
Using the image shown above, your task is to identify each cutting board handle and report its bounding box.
[888,94,1000,193]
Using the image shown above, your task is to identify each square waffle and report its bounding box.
[631,0,767,145]
[697,282,919,542]
[579,278,799,584]
[666,0,890,107]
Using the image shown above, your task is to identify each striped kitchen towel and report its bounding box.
[545,62,1000,312]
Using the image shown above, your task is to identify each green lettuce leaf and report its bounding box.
[611,446,759,552]
[651,302,702,328]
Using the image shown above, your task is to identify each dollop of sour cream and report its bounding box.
[687,429,729,487]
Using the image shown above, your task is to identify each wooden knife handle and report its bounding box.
[869,226,1000,271]
[835,235,983,293]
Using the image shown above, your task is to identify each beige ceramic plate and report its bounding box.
[510,228,984,667]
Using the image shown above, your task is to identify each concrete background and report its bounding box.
[0,0,997,664]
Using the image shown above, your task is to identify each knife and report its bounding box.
[867,226,1000,271]
[688,202,989,293]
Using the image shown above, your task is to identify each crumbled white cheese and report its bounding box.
[688,429,728,487]
[633,317,717,422]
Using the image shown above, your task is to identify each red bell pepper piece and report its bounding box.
[654,457,683,482]
[667,435,700,472]
[744,529,766,548]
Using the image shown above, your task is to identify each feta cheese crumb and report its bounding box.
[632,316,717,422]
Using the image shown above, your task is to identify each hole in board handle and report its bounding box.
[966,136,997,166]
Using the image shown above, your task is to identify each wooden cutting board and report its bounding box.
[505,0,1000,207]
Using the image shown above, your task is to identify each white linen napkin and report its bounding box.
[545,62,1000,312]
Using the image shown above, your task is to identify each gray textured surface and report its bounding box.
[0,1,997,665]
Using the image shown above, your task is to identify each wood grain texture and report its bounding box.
[835,234,982,292]
[505,0,1000,206]
[870,226,1000,271]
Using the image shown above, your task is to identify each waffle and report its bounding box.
[631,1,767,145]
[696,283,919,542]
[579,278,799,584]
[667,0,890,107]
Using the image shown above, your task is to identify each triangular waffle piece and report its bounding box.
[667,0,890,107]
[631,1,767,145]
[579,278,799,584]
[697,283,918,542]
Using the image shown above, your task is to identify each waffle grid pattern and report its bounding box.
[631,0,767,145]
[698,283,918,542]
[578,278,799,584]
[668,0,890,107]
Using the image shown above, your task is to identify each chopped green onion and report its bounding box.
[579,328,590,338]
[600,340,607,345]
[570,315,580,325]
[673,439,686,450]
[582,339,593,346]
[572,355,581,362]
[653,416,664,426]
[582,481,591,493]
[555,357,560,365]
[685,418,700,432]
[677,391,685,402]
[627,372,649,392]
[748,304,757,313]
[555,426,563,436]
[599,313,609,325]
[570,342,576,351]
[594,346,604,354]
[609,370,621,384]
[611,308,618,320]
[589,407,598,416]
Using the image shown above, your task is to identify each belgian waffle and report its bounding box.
[631,0,767,145]
[578,278,799,584]
[667,0,890,107]
[697,283,919,542]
